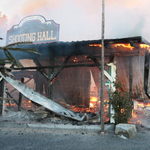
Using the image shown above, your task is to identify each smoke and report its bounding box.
[0,12,8,45]
[1,0,150,46]
[0,12,7,28]
[22,0,63,14]
[104,0,150,40]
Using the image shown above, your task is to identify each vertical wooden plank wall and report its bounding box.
[115,55,147,100]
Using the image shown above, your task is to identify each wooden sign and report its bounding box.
[6,15,60,45]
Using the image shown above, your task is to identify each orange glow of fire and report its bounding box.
[50,77,56,84]
[132,111,138,118]
[89,44,102,47]
[89,43,150,52]
[71,57,79,62]
[140,44,150,50]
[121,109,125,113]
[129,101,150,125]
[137,103,145,108]
[22,100,35,109]
[5,103,9,107]
[89,96,99,108]
[5,103,17,107]
[145,102,150,107]
[89,103,94,108]
[136,101,150,108]
[90,96,97,102]
[71,106,91,113]
[137,120,142,125]
[104,99,109,109]
[128,120,141,125]
[114,44,134,50]
[104,113,109,122]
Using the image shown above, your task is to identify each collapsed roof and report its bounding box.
[1,36,150,101]
[0,36,149,60]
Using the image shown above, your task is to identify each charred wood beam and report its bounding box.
[48,57,54,99]
[0,78,4,115]
[49,55,71,82]
[12,63,104,70]
[0,97,14,101]
[129,57,133,103]
[33,59,49,80]
[5,91,19,105]
[33,56,71,82]
[144,52,150,97]
[12,71,35,79]
[90,57,101,70]
[18,77,24,111]
[129,41,141,49]
[115,53,142,57]
[90,56,114,82]
[10,77,33,94]
[5,91,24,110]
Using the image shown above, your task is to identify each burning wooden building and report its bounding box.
[1,35,150,123]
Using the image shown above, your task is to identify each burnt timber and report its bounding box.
[0,36,150,104]
[0,36,149,60]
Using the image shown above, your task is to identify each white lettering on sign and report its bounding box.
[8,31,56,44]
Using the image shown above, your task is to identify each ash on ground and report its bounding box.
[0,106,101,126]
[129,106,150,132]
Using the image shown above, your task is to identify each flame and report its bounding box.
[104,99,109,113]
[140,44,150,50]
[132,111,138,118]
[145,102,150,107]
[121,109,125,113]
[104,113,109,122]
[114,44,134,50]
[89,97,98,108]
[137,120,142,125]
[89,103,94,108]
[89,44,102,47]
[89,43,150,52]
[22,100,35,109]
[50,77,56,84]
[5,103,9,107]
[137,102,145,108]
[135,101,150,108]
[90,96,97,102]
[72,57,78,62]
[129,101,150,125]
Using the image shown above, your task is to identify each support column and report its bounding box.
[0,78,6,116]
[18,77,24,111]
[107,63,116,123]
[0,78,4,115]
[129,56,133,101]
[48,58,54,99]
[129,56,133,113]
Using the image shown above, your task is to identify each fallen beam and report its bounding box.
[10,63,99,70]
[0,97,14,101]
[0,72,86,121]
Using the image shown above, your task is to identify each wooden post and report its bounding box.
[129,56,133,110]
[0,78,4,115]
[18,77,24,111]
[101,0,105,132]
[48,58,54,99]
